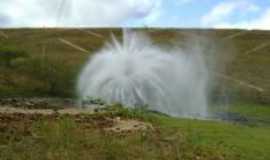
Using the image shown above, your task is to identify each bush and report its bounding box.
[22,56,77,97]
[0,46,28,67]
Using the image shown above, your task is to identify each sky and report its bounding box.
[0,0,270,30]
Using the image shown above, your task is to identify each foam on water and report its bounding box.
[77,30,209,118]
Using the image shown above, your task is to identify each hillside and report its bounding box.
[0,28,270,160]
[0,28,269,104]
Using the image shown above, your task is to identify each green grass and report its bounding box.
[0,104,269,160]
[157,117,270,160]
[211,102,270,126]
[0,114,225,160]
[228,103,270,120]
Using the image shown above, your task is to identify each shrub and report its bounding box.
[0,46,28,67]
[22,56,76,97]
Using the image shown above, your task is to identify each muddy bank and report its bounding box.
[0,97,269,126]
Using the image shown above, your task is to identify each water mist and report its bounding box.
[77,30,209,118]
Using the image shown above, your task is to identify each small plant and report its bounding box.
[82,97,106,106]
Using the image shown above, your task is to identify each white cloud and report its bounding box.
[214,8,270,30]
[178,0,193,4]
[143,0,163,24]
[0,0,162,27]
[201,0,260,26]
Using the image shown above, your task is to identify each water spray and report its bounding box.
[77,30,209,118]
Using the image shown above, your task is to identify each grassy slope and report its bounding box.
[0,28,270,159]
[0,104,270,160]
[0,29,270,160]
[0,28,269,103]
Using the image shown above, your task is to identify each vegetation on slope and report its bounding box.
[0,28,269,104]
[0,28,269,160]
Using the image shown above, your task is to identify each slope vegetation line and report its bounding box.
[245,42,270,55]
[0,31,8,39]
[58,38,90,53]
[77,29,105,39]
[215,73,264,92]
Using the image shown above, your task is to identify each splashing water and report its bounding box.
[77,30,209,118]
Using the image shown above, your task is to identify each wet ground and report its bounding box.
[0,97,268,126]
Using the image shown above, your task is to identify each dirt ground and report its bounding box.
[0,98,153,134]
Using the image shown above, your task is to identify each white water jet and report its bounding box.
[77,30,209,118]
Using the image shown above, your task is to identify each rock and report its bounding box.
[105,119,153,133]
